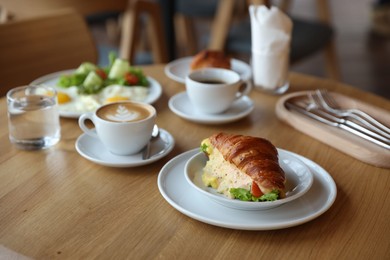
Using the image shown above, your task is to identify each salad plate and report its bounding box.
[164,56,252,84]
[75,128,174,167]
[31,69,162,118]
[168,92,254,124]
[184,151,313,211]
[157,149,337,230]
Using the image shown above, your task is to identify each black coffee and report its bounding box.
[198,79,226,84]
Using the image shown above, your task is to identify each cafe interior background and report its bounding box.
[1,0,389,99]
[86,0,390,100]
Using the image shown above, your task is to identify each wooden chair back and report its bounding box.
[120,0,168,64]
[0,0,167,65]
[0,0,128,20]
[0,9,97,96]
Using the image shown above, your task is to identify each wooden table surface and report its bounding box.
[1,65,389,259]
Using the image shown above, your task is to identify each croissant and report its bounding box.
[201,133,285,201]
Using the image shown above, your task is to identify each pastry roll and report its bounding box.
[201,133,285,201]
[190,50,231,71]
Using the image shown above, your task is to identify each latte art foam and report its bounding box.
[97,102,152,122]
[106,105,140,122]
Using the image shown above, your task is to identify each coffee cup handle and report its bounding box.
[235,80,252,100]
[78,113,98,138]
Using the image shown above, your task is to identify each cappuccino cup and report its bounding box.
[79,101,156,155]
[185,68,252,114]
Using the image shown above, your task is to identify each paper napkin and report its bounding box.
[250,5,292,91]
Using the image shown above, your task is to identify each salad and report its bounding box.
[57,53,149,94]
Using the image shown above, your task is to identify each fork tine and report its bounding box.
[315,89,338,111]
[306,92,319,110]
[319,89,339,109]
[308,92,327,111]
[313,90,334,112]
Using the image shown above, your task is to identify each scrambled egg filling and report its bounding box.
[201,139,252,198]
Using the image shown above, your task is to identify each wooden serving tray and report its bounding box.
[276,91,390,168]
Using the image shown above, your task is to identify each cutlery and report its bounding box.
[314,89,390,138]
[142,125,160,160]
[285,101,390,150]
[308,93,390,143]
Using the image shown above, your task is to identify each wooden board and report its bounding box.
[276,91,390,168]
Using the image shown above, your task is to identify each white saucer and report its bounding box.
[75,128,174,167]
[168,92,254,124]
[31,69,162,118]
[164,56,252,84]
[157,148,337,230]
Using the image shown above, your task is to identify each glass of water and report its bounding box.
[7,85,61,150]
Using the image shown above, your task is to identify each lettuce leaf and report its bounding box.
[200,143,208,153]
[56,52,148,94]
[230,188,279,202]
[57,73,87,88]
[230,188,253,201]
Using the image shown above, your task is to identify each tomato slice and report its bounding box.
[95,69,107,80]
[125,72,139,85]
[251,181,263,197]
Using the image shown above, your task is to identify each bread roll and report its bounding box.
[190,50,231,70]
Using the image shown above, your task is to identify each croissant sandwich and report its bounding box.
[200,133,285,202]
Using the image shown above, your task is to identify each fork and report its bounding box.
[314,89,390,139]
[287,99,390,150]
[308,93,390,145]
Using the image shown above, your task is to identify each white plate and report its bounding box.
[168,92,254,124]
[157,149,337,230]
[164,56,252,84]
[31,69,162,118]
[184,151,313,211]
[75,128,174,167]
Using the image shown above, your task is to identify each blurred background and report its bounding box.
[1,0,390,99]
[290,0,390,99]
[89,0,390,99]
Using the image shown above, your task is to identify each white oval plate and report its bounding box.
[31,69,162,118]
[164,56,252,84]
[157,149,337,230]
[185,151,313,211]
[75,128,174,167]
[168,92,254,124]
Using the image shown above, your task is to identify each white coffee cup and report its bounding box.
[185,68,252,114]
[79,101,156,155]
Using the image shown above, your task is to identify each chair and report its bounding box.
[0,5,12,23]
[173,0,221,56]
[119,0,168,64]
[0,0,168,65]
[175,0,341,81]
[0,9,97,96]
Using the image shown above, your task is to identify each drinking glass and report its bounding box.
[7,85,61,150]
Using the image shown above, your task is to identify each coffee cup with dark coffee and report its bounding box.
[78,101,156,155]
[185,68,252,114]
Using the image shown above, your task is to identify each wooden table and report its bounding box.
[1,65,389,259]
